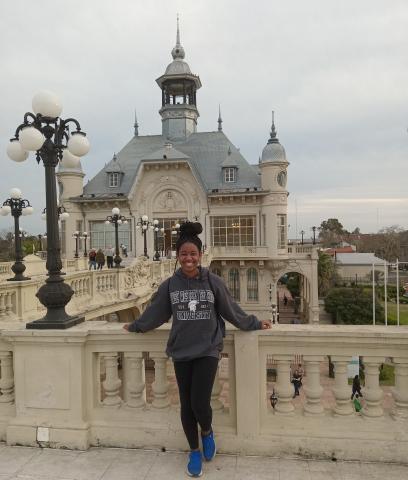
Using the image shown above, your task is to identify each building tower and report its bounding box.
[156,18,202,140]
[260,114,289,259]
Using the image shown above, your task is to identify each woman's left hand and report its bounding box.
[260,320,271,329]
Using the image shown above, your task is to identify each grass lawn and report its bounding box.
[383,302,408,325]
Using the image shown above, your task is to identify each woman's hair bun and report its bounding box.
[179,221,203,237]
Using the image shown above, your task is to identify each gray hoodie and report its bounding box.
[127,267,262,361]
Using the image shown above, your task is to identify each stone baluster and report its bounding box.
[391,357,408,418]
[332,356,354,415]
[101,353,122,407]
[0,294,6,317]
[151,353,171,409]
[0,352,14,403]
[273,355,295,415]
[211,365,224,412]
[125,352,146,408]
[6,292,13,314]
[303,356,324,416]
[362,356,384,417]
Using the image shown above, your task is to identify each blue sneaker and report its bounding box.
[187,451,202,477]
[201,430,216,461]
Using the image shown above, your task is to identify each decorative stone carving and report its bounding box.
[124,258,150,289]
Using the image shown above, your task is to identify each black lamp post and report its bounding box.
[136,215,153,258]
[153,219,162,261]
[82,231,88,257]
[7,90,90,329]
[311,226,317,245]
[300,230,305,245]
[73,231,80,258]
[0,188,34,281]
[105,207,128,267]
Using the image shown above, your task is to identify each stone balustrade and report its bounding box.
[0,323,406,462]
[0,258,175,322]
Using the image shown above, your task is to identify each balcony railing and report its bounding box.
[1,324,407,462]
[209,245,269,258]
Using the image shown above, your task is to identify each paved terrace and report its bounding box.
[0,445,407,480]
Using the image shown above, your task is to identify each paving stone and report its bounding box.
[0,447,39,475]
[235,455,280,480]
[100,448,159,480]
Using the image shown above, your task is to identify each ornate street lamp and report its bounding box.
[105,207,128,267]
[300,230,305,245]
[72,231,80,258]
[311,226,317,245]
[7,90,90,329]
[41,205,69,221]
[153,219,161,261]
[136,215,152,258]
[82,231,88,257]
[0,188,34,281]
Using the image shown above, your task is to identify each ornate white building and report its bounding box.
[57,23,319,323]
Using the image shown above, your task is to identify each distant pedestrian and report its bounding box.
[292,365,303,397]
[88,249,97,270]
[283,294,288,306]
[96,249,105,270]
[121,244,128,257]
[105,246,114,268]
[351,375,363,399]
[353,393,362,412]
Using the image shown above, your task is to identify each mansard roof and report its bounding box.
[80,131,261,199]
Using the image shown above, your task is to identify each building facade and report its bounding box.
[57,23,319,322]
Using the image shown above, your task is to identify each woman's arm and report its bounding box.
[124,279,172,333]
[210,274,270,330]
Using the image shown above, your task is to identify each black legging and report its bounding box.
[174,356,219,450]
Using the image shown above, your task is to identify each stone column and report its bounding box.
[211,366,224,412]
[101,353,122,407]
[362,356,384,418]
[332,356,354,415]
[0,352,14,404]
[151,354,171,409]
[391,358,408,418]
[273,355,295,415]
[303,356,324,416]
[124,352,146,408]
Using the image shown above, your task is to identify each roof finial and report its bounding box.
[172,14,185,59]
[176,13,180,45]
[134,109,139,136]
[268,110,279,143]
[218,104,223,132]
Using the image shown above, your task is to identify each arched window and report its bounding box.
[247,268,258,301]
[228,268,240,301]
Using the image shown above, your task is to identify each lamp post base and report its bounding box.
[7,275,31,282]
[26,315,84,330]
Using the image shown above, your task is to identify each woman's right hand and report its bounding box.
[123,324,130,332]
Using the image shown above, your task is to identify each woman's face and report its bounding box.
[177,241,202,277]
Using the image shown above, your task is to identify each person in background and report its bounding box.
[95,248,105,270]
[121,244,128,257]
[123,222,271,478]
[105,246,114,268]
[351,375,363,399]
[88,249,97,270]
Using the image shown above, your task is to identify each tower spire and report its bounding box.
[176,13,180,45]
[218,104,223,132]
[268,110,279,143]
[134,109,139,136]
[172,14,185,59]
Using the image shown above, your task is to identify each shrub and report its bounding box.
[324,287,384,324]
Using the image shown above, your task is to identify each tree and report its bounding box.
[355,225,403,262]
[318,218,348,247]
[324,287,384,325]
[318,251,337,297]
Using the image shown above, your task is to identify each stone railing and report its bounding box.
[287,244,315,257]
[0,258,176,323]
[0,263,12,277]
[209,246,269,258]
[0,324,406,462]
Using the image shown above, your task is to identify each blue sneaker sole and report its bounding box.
[187,469,202,477]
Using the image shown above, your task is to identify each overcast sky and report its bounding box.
[1,0,407,240]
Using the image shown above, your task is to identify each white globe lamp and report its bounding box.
[7,140,29,162]
[19,126,45,151]
[32,91,63,118]
[67,132,90,157]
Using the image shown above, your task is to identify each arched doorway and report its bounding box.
[277,271,311,324]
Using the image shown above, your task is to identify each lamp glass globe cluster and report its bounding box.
[6,91,90,164]
[112,207,120,216]
[10,188,22,199]
[0,206,11,216]
[22,206,34,216]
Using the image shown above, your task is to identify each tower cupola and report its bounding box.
[261,113,287,164]
[156,17,202,140]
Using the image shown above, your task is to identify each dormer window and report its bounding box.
[224,167,236,183]
[109,172,119,187]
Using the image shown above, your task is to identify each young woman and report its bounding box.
[124,222,271,477]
